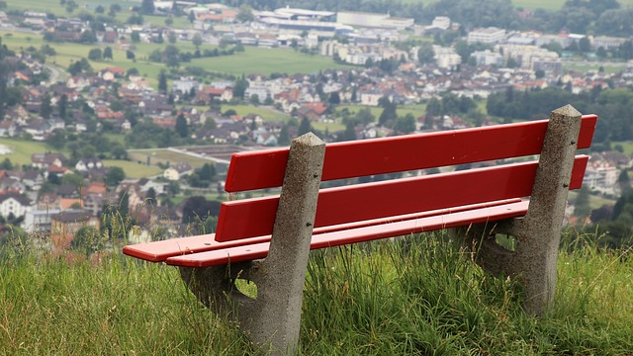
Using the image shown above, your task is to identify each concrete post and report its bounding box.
[180,133,325,355]
[457,105,583,316]
[239,132,325,355]
[514,104,582,315]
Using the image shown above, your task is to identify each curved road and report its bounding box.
[44,63,69,85]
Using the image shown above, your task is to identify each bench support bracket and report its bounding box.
[457,105,583,315]
[180,133,326,355]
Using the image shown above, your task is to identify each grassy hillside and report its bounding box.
[1,232,631,355]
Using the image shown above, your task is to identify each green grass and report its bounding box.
[127,149,216,169]
[612,141,633,155]
[1,232,631,355]
[223,104,290,121]
[563,64,626,74]
[189,47,352,76]
[103,159,162,178]
[338,104,427,120]
[0,138,57,166]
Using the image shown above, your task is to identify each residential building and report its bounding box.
[467,27,506,44]
[51,210,100,236]
[0,192,32,219]
[163,162,193,181]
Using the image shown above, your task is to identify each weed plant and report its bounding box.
[0,229,631,355]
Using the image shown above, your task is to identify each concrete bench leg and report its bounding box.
[180,133,326,355]
[457,105,583,315]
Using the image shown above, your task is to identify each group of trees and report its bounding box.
[0,37,16,119]
[87,47,113,61]
[147,43,243,68]
[486,87,633,144]
[186,163,218,188]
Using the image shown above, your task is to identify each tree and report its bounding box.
[61,173,85,188]
[95,5,104,13]
[158,70,168,93]
[146,187,157,205]
[79,30,97,44]
[233,76,248,99]
[109,4,121,14]
[168,31,177,44]
[130,31,141,43]
[328,92,341,105]
[40,93,52,119]
[278,125,290,145]
[574,186,591,218]
[126,50,135,60]
[58,94,68,119]
[105,167,125,187]
[394,114,416,134]
[236,4,254,23]
[578,37,591,52]
[175,113,188,138]
[378,96,397,127]
[65,0,78,13]
[181,196,221,224]
[88,48,102,61]
[199,163,216,181]
[192,33,203,48]
[167,181,180,197]
[103,46,113,60]
[141,0,155,15]
[298,117,313,136]
[417,42,435,64]
[127,14,144,25]
[0,158,12,170]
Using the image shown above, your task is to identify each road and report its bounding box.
[44,63,68,85]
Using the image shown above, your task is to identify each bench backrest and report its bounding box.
[215,115,597,242]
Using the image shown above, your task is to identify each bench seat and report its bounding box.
[167,198,529,268]
[124,198,528,267]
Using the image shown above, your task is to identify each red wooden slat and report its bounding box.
[122,234,271,262]
[225,115,597,192]
[215,156,588,242]
[167,199,530,268]
[122,199,522,262]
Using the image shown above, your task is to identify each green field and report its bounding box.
[127,149,216,170]
[188,47,352,76]
[223,104,290,121]
[0,138,56,166]
[102,159,162,179]
[338,104,427,119]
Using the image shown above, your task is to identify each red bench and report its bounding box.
[123,105,596,355]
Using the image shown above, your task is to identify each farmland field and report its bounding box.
[337,104,427,119]
[0,138,55,166]
[102,159,162,178]
[127,148,220,169]
[188,47,352,76]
